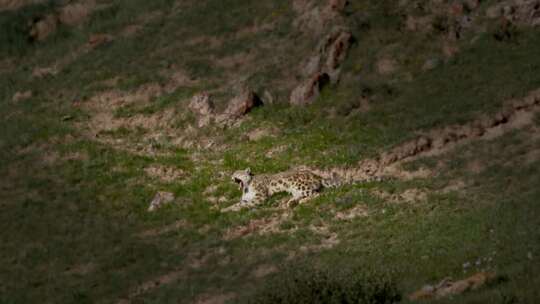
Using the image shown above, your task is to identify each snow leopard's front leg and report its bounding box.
[221,188,268,212]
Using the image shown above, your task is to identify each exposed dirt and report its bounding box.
[409,272,497,301]
[12,90,33,102]
[265,144,289,158]
[138,220,190,238]
[524,148,540,164]
[440,179,467,194]
[245,127,279,142]
[301,225,340,252]
[64,262,96,276]
[223,213,290,240]
[78,84,192,156]
[0,0,45,11]
[373,188,428,205]
[193,292,236,304]
[251,264,278,278]
[144,165,186,183]
[124,269,186,300]
[334,205,368,220]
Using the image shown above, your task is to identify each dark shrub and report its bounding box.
[247,263,401,304]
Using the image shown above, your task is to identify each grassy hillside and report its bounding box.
[1,0,540,303]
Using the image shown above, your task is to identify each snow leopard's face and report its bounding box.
[231,168,253,191]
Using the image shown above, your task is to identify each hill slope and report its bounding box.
[1,0,540,303]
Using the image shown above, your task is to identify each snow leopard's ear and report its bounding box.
[245,168,251,175]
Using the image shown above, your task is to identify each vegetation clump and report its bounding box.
[248,264,400,304]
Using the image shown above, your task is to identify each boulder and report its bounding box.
[223,89,263,118]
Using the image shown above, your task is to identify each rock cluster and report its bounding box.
[189,89,262,127]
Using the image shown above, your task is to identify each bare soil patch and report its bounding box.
[252,264,278,278]
[223,213,289,240]
[144,165,186,183]
[334,205,368,220]
[373,188,428,205]
[138,220,190,238]
[194,292,236,304]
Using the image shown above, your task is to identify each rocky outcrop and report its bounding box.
[301,29,353,82]
[291,28,352,105]
[290,72,330,106]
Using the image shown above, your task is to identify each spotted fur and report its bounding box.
[222,168,342,212]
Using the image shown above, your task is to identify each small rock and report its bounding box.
[148,191,175,212]
[528,252,533,260]
[422,58,440,71]
[376,58,398,75]
[12,90,32,102]
[29,14,58,41]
